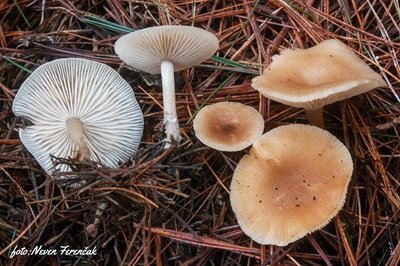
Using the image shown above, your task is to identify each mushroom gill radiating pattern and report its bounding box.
[13,58,144,175]
[114,25,219,74]
[115,25,219,148]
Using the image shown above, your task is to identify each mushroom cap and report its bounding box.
[193,102,264,152]
[114,25,219,74]
[251,39,386,110]
[230,124,353,246]
[12,58,144,175]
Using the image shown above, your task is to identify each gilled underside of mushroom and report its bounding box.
[114,25,219,148]
[66,117,90,161]
[12,58,144,177]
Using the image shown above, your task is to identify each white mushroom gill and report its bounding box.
[114,25,219,148]
[13,58,144,176]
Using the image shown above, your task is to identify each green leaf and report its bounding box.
[81,15,134,34]
[210,55,249,70]
[80,16,253,72]
[1,54,32,74]
[12,0,31,28]
[186,73,236,125]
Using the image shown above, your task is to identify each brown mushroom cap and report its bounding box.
[193,102,264,152]
[251,39,386,110]
[230,124,353,246]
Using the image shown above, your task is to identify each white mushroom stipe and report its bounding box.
[66,117,84,144]
[12,58,144,178]
[115,25,219,148]
[66,117,90,161]
[161,60,181,147]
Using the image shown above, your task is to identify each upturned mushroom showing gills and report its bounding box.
[230,124,353,246]
[114,25,219,148]
[193,102,264,152]
[12,58,144,176]
[251,39,386,128]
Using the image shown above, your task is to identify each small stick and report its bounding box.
[305,108,325,128]
[0,139,22,145]
[375,116,400,130]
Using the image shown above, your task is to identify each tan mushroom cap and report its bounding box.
[251,39,386,110]
[193,102,264,152]
[230,124,353,246]
[114,25,219,74]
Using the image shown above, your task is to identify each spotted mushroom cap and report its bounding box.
[12,58,144,175]
[230,124,353,246]
[193,102,264,152]
[114,25,219,74]
[251,39,386,110]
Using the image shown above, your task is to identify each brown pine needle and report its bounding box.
[1,0,399,265]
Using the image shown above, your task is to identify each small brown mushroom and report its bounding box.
[251,39,386,128]
[193,102,264,152]
[230,124,353,246]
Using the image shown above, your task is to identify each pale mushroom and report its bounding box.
[251,39,386,128]
[230,124,353,246]
[114,25,219,147]
[13,58,144,176]
[193,102,264,152]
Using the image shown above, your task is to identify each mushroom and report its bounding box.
[251,39,386,128]
[193,102,264,152]
[12,58,144,176]
[230,124,353,246]
[114,25,219,147]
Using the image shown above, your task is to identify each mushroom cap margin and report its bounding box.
[12,58,144,175]
[193,102,264,152]
[251,39,386,110]
[115,25,219,74]
[229,124,353,246]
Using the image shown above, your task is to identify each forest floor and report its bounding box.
[0,0,399,265]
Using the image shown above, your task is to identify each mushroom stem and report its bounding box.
[160,59,181,148]
[76,139,90,161]
[86,202,108,238]
[305,108,325,128]
[66,117,90,160]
